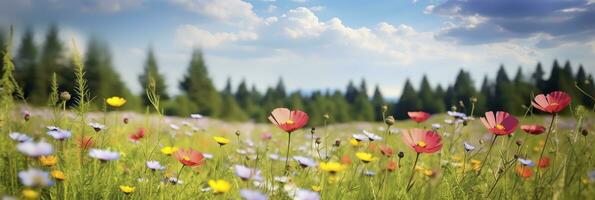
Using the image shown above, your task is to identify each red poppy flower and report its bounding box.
[401,129,443,154]
[516,166,532,178]
[129,128,146,142]
[173,148,205,167]
[268,108,309,133]
[77,136,94,150]
[531,91,571,114]
[521,125,546,135]
[341,155,352,165]
[538,157,550,168]
[386,160,398,172]
[407,111,431,123]
[480,111,518,135]
[379,145,394,157]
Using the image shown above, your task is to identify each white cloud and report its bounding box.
[266,5,277,13]
[282,7,326,38]
[423,5,435,14]
[169,0,262,28]
[79,0,143,13]
[175,24,258,48]
[291,0,308,3]
[309,6,325,12]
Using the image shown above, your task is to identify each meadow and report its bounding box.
[0,94,593,199]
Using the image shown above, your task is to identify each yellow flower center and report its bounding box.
[285,120,294,125]
[417,141,427,148]
[183,156,190,161]
[495,124,505,130]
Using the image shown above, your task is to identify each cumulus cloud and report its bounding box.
[429,0,595,47]
[169,0,262,28]
[175,24,258,48]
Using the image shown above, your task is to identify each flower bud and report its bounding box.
[381,105,388,112]
[310,127,316,134]
[334,139,341,147]
[515,140,522,146]
[235,130,241,136]
[385,116,395,126]
[470,97,478,103]
[123,117,129,124]
[451,106,457,111]
[397,151,404,158]
[315,137,321,145]
[581,128,589,136]
[323,113,330,120]
[23,111,31,121]
[60,91,71,102]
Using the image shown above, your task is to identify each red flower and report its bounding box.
[521,125,546,135]
[129,128,146,142]
[386,160,398,172]
[401,129,443,154]
[77,136,94,150]
[341,155,352,165]
[538,157,550,168]
[268,108,309,133]
[480,111,518,135]
[379,145,394,157]
[173,148,205,167]
[531,91,571,114]
[407,111,431,123]
[516,166,532,178]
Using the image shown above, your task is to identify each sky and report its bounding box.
[1,0,594,98]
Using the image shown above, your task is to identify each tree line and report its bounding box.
[1,25,593,126]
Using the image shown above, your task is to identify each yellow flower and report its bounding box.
[581,178,589,185]
[423,169,435,177]
[470,159,481,165]
[355,152,376,163]
[415,166,425,172]
[213,136,230,146]
[349,138,361,147]
[22,189,39,199]
[39,156,58,166]
[51,170,66,181]
[208,179,231,194]
[319,162,346,174]
[119,185,135,194]
[451,155,462,162]
[161,146,178,155]
[311,185,322,192]
[106,96,127,107]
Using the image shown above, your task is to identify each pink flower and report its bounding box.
[401,129,442,154]
[521,125,546,135]
[173,148,205,167]
[480,111,518,135]
[268,108,309,133]
[129,128,146,142]
[531,91,571,114]
[407,111,431,123]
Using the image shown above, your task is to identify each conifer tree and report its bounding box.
[33,25,64,104]
[418,75,445,114]
[179,49,221,116]
[139,47,168,107]
[393,79,420,119]
[371,85,385,121]
[15,28,37,99]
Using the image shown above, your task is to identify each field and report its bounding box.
[0,103,593,200]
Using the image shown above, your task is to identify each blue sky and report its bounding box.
[1,0,594,98]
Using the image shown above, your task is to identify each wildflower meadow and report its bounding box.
[0,37,594,199]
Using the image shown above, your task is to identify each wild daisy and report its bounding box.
[89,149,120,161]
[9,132,32,143]
[17,140,53,157]
[18,168,54,187]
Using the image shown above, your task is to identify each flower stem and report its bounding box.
[477,135,497,176]
[534,113,557,197]
[285,133,292,173]
[175,165,185,181]
[406,153,420,192]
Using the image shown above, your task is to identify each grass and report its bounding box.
[0,108,593,199]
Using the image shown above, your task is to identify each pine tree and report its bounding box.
[235,79,259,121]
[179,49,221,116]
[513,67,533,112]
[479,75,492,112]
[139,47,168,107]
[15,28,37,99]
[452,69,478,114]
[275,78,287,99]
[418,75,445,114]
[393,79,420,119]
[371,85,385,121]
[531,62,546,93]
[331,90,351,123]
[223,77,233,96]
[288,91,305,110]
[33,25,65,104]
[351,79,374,121]
[345,80,358,104]
[0,28,4,74]
[219,92,247,121]
[576,65,594,107]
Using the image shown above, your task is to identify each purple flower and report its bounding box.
[294,189,320,200]
[234,165,263,181]
[88,122,106,132]
[9,132,31,143]
[240,189,267,200]
[89,149,120,161]
[17,140,53,157]
[518,158,535,167]
[352,134,368,142]
[363,130,382,141]
[463,142,476,152]
[293,156,317,168]
[18,168,53,187]
[47,129,72,141]
[146,160,165,171]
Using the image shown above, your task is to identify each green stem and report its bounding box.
[477,135,498,176]
[406,153,420,192]
[285,133,292,172]
[534,113,557,196]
